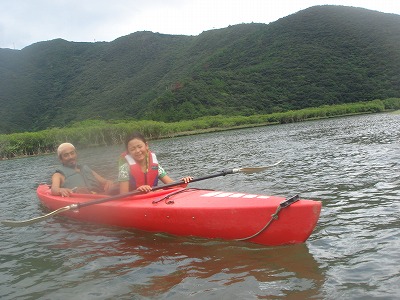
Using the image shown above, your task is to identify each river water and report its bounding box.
[1,113,399,299]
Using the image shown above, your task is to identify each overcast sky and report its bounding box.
[1,0,399,50]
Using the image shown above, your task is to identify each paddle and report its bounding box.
[2,160,282,227]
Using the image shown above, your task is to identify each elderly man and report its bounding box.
[51,143,115,196]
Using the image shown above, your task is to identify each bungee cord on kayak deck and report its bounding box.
[235,195,300,241]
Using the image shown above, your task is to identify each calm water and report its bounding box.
[1,113,399,299]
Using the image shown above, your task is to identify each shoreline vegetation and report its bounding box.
[1,98,399,160]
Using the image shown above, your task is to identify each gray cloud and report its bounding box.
[1,0,399,50]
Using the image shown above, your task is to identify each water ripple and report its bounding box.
[1,113,399,299]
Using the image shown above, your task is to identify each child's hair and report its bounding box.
[125,132,147,149]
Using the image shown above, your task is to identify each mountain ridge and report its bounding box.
[0,5,399,134]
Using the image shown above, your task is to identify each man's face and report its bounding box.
[59,146,78,168]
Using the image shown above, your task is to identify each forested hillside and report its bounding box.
[0,5,399,134]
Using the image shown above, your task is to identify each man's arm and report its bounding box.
[91,171,114,192]
[51,172,74,196]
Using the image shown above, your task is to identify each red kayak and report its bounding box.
[36,184,321,246]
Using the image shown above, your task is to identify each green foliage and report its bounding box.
[382,98,400,110]
[0,6,400,134]
[0,99,396,159]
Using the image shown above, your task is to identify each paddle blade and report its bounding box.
[237,160,283,174]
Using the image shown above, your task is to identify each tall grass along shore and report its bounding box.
[0,98,399,160]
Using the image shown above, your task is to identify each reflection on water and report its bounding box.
[1,112,399,299]
[9,221,324,299]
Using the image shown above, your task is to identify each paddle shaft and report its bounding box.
[76,169,233,209]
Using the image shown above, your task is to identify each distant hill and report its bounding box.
[0,5,399,134]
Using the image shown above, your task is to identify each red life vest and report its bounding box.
[122,151,159,191]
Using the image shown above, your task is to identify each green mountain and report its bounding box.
[1,5,399,134]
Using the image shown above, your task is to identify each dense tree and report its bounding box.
[0,5,399,134]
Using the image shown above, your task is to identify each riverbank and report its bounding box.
[0,98,399,160]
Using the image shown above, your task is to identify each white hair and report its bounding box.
[57,143,75,157]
